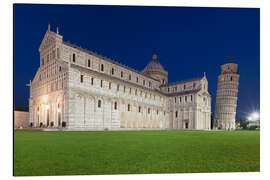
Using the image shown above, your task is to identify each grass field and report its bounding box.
[14,130,260,176]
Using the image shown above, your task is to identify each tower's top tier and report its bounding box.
[221,63,238,74]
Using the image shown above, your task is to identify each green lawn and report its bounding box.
[14,130,260,176]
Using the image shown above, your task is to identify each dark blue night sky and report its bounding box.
[14,4,260,119]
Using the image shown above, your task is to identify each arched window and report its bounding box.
[101,64,104,71]
[185,96,187,102]
[72,53,76,62]
[88,59,91,67]
[121,71,123,78]
[175,111,178,118]
[111,68,114,75]
[80,75,83,83]
[52,50,56,58]
[191,95,193,101]
[231,76,233,81]
[100,80,103,88]
[138,106,141,113]
[180,97,182,103]
[59,66,61,72]
[128,104,131,111]
[57,48,60,58]
[98,100,101,108]
[91,78,94,85]
[114,102,117,110]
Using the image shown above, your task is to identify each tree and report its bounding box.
[239,117,249,129]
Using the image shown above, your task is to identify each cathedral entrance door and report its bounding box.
[46,109,50,127]
[183,120,189,129]
[185,122,189,129]
[58,112,61,127]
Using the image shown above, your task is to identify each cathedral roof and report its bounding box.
[167,89,201,97]
[14,107,29,112]
[63,41,160,82]
[142,54,167,74]
[71,63,203,97]
[71,63,167,96]
[160,77,203,87]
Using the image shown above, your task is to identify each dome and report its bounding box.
[142,54,168,85]
[143,54,167,73]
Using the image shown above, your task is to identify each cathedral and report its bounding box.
[28,25,211,130]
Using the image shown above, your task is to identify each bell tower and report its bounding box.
[214,62,240,130]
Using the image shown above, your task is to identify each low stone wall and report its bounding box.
[14,110,29,129]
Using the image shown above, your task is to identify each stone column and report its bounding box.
[194,107,197,130]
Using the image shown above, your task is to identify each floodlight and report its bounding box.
[252,112,259,120]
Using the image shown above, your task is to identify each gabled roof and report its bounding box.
[39,25,63,52]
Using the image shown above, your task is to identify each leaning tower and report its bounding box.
[214,63,240,130]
